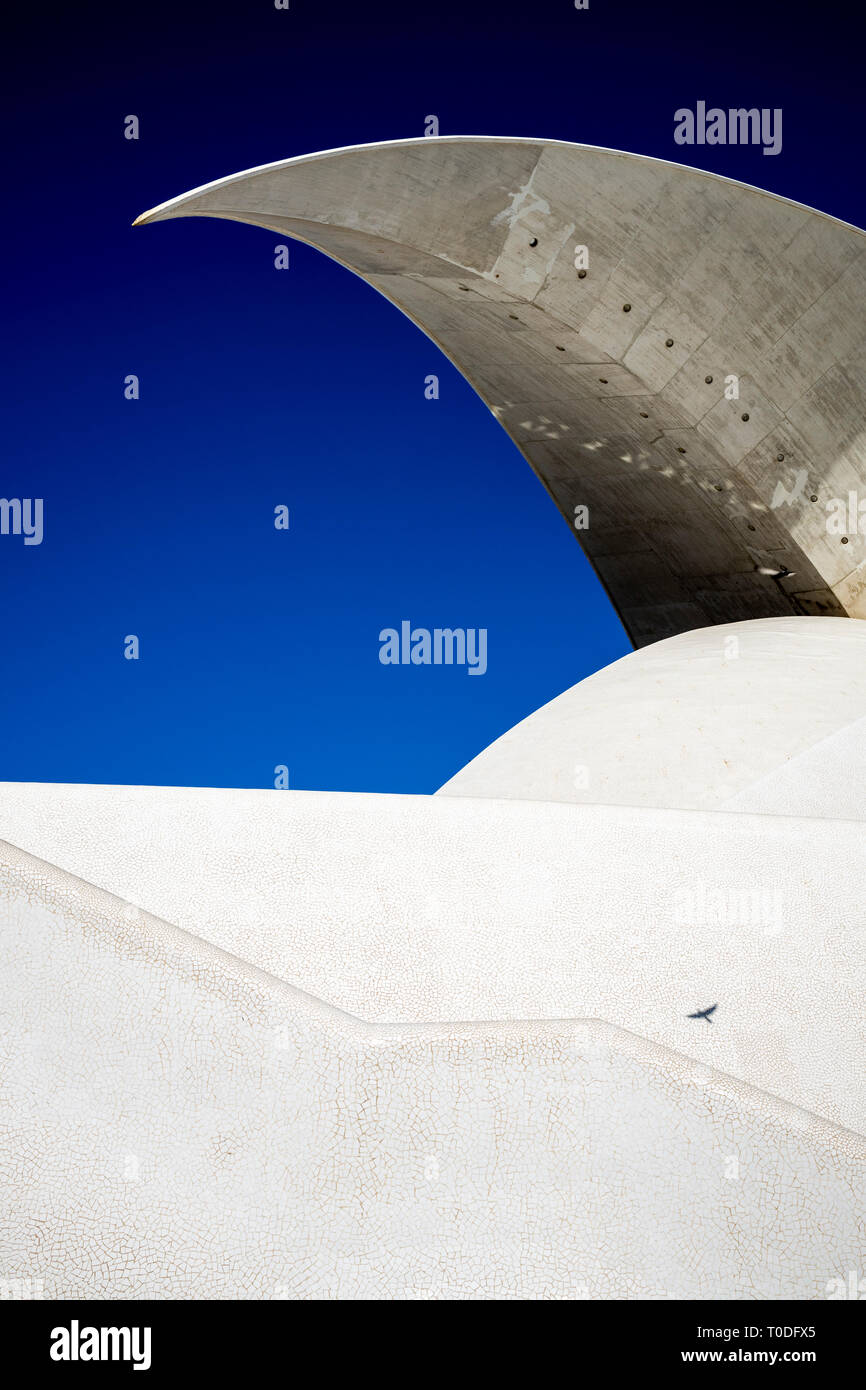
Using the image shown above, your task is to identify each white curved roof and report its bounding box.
[137,136,866,646]
[439,615,866,813]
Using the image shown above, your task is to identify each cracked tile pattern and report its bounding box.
[1,839,863,1299]
[0,779,863,1136]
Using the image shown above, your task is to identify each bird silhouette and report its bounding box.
[687,1004,717,1023]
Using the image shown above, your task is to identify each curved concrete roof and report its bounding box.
[136,137,866,646]
[439,615,866,813]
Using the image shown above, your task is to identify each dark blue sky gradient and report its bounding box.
[2,0,863,792]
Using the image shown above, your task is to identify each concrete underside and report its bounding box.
[138,137,866,646]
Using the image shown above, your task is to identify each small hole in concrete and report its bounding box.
[578,269,587,279]
[509,314,519,320]
[639,411,649,418]
[747,523,756,531]
[842,536,849,544]
[776,453,785,462]
[623,303,631,312]
[458,285,469,291]
[741,413,750,422]
[599,378,609,384]
[677,447,686,454]
[715,484,723,491]
[811,494,818,502]
[665,338,674,347]
[556,345,565,352]
[529,237,538,247]
[705,375,713,384]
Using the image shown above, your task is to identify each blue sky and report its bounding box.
[3,0,863,793]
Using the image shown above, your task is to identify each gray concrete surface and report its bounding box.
[137,137,866,645]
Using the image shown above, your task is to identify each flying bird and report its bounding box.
[687,1004,718,1023]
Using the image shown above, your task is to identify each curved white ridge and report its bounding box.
[134,135,866,240]
[439,615,866,810]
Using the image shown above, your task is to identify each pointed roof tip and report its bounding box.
[133,198,199,226]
